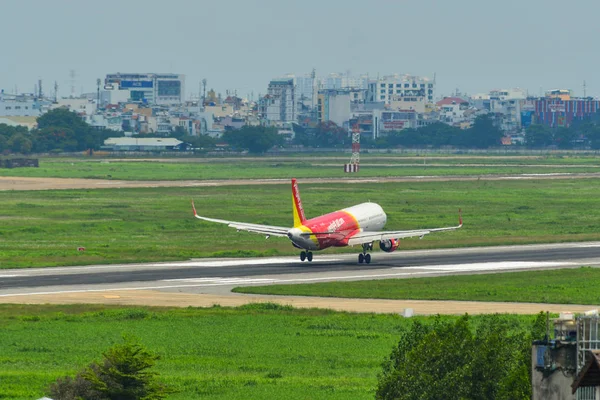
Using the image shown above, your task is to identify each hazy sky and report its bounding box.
[3,0,599,100]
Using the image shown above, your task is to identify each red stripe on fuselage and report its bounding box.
[301,210,360,250]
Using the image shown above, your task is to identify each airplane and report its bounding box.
[192,178,462,264]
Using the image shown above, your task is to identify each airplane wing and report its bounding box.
[192,200,290,237]
[346,210,463,246]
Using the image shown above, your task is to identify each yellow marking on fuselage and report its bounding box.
[297,224,319,249]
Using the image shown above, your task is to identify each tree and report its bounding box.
[34,108,108,151]
[465,114,504,148]
[554,126,577,149]
[314,121,348,148]
[48,336,173,400]
[375,313,546,400]
[181,134,216,150]
[525,124,553,148]
[7,133,32,154]
[222,125,282,154]
[170,125,188,139]
[33,126,78,152]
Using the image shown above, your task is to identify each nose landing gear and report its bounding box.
[300,251,313,262]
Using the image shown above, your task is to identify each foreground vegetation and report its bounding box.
[0,304,542,399]
[235,267,600,304]
[2,156,600,180]
[2,178,600,268]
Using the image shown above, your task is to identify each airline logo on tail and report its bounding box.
[292,178,306,227]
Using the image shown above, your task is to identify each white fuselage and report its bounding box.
[287,202,387,251]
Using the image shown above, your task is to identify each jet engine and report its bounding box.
[379,239,400,253]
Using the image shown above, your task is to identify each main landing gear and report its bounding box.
[300,251,313,262]
[358,243,373,264]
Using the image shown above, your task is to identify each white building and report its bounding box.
[0,93,43,117]
[264,78,296,123]
[317,89,352,127]
[436,97,470,126]
[51,98,97,116]
[288,73,318,112]
[367,74,435,105]
[104,73,185,105]
[373,109,418,138]
[320,73,368,90]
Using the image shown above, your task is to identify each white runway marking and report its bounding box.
[0,275,21,278]
[395,261,574,272]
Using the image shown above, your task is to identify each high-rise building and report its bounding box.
[367,74,435,104]
[104,73,185,105]
[263,78,296,123]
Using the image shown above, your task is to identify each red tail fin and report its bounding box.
[292,178,306,227]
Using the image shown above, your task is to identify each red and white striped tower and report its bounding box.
[344,123,360,173]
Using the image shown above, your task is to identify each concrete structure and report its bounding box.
[437,97,470,126]
[0,94,44,117]
[263,78,296,123]
[317,89,352,127]
[367,74,435,105]
[320,73,369,90]
[290,73,318,112]
[535,98,600,128]
[546,89,572,101]
[104,73,185,105]
[204,104,234,118]
[374,109,418,137]
[51,98,97,116]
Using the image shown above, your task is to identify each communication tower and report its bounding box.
[69,70,76,98]
[344,123,360,173]
[96,78,101,106]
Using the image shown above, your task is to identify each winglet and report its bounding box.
[191,199,198,217]
[458,208,463,227]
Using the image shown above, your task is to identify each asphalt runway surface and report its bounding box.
[2,242,600,315]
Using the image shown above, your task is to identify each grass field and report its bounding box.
[2,178,600,268]
[0,303,540,400]
[1,155,600,180]
[234,267,600,304]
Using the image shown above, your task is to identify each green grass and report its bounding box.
[2,178,600,268]
[0,304,540,399]
[234,267,600,304]
[1,155,600,180]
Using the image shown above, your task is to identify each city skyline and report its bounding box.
[2,0,599,99]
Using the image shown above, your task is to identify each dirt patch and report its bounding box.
[3,174,600,191]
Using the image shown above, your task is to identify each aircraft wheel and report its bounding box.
[365,254,371,264]
[307,252,313,262]
[358,253,364,264]
[300,251,306,261]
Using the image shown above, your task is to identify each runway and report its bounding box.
[1,242,600,315]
